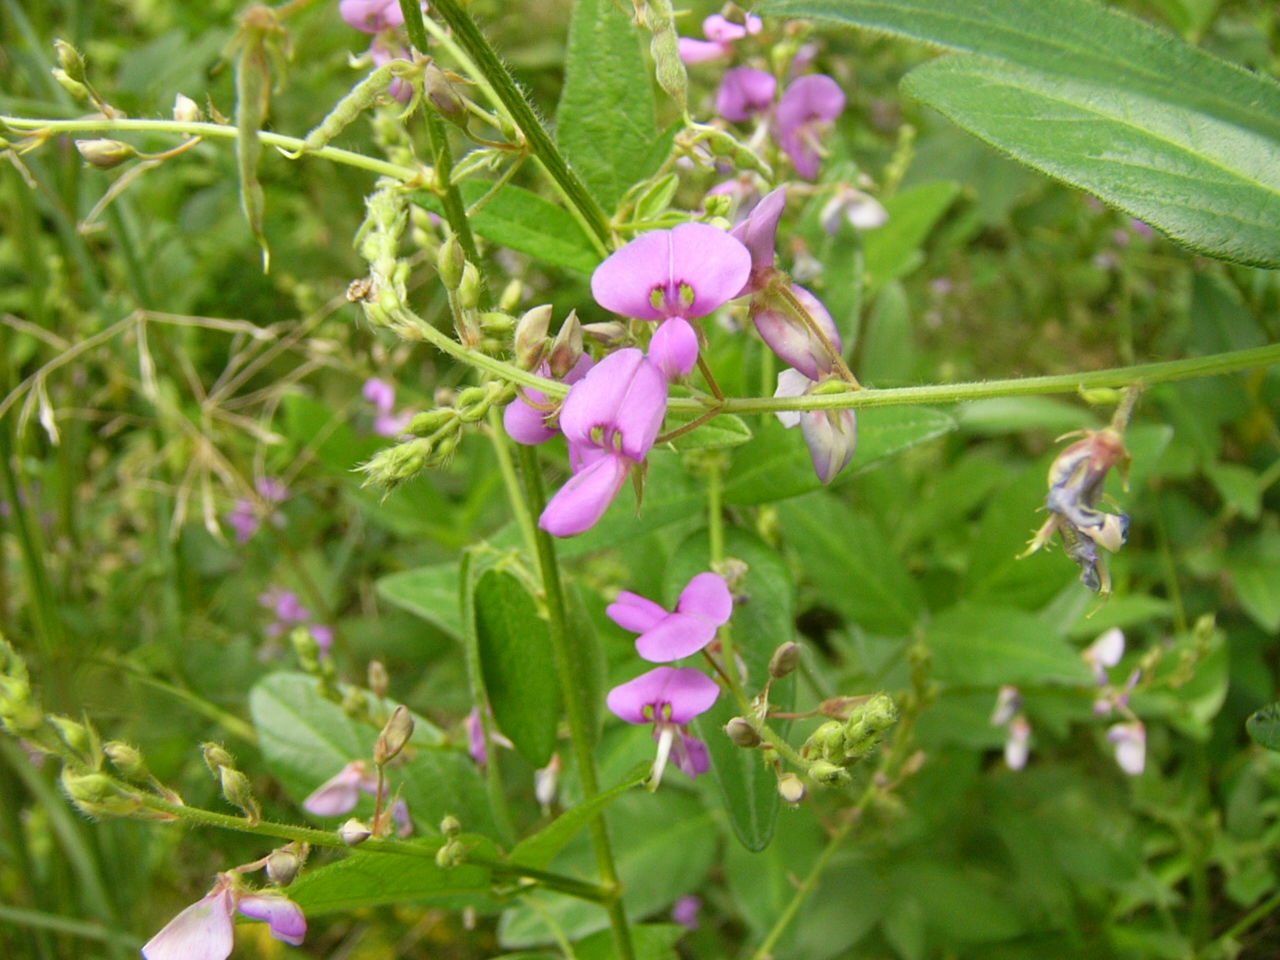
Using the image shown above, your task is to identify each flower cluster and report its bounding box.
[259,588,333,654]
[604,572,733,786]
[142,872,305,960]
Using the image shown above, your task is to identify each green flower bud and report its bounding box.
[479,311,515,334]
[440,815,462,838]
[808,760,851,786]
[724,717,761,748]
[454,386,491,424]
[173,93,201,123]
[406,409,457,437]
[436,237,465,291]
[803,720,846,762]
[498,279,524,313]
[104,741,148,781]
[458,263,483,311]
[51,69,90,101]
[220,766,261,823]
[49,715,94,758]
[61,767,141,818]
[375,705,414,766]
[266,845,306,886]
[53,39,86,83]
[75,139,136,170]
[435,839,466,869]
[202,742,236,774]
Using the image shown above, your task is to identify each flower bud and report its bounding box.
[424,62,467,119]
[724,716,761,748]
[53,39,86,83]
[514,304,552,370]
[51,69,90,101]
[808,759,850,786]
[339,818,372,846]
[458,262,483,310]
[435,839,466,869]
[367,660,389,698]
[479,311,514,334]
[173,93,201,123]
[220,766,261,823]
[802,719,846,761]
[61,766,142,818]
[440,815,461,838]
[202,742,235,774]
[436,237,465,290]
[375,705,414,766]
[777,772,807,804]
[703,192,733,219]
[548,311,584,380]
[768,641,801,678]
[75,138,136,169]
[406,408,456,437]
[266,845,306,886]
[498,279,524,313]
[104,741,148,781]
[581,321,628,348]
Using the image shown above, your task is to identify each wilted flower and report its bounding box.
[303,759,413,836]
[774,75,845,180]
[141,874,305,960]
[608,572,733,662]
[608,666,718,786]
[1107,721,1146,775]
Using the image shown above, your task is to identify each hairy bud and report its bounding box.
[104,741,148,781]
[53,39,86,83]
[375,705,414,766]
[75,138,136,169]
[266,845,307,886]
[768,641,801,678]
[548,311,584,380]
[202,742,235,774]
[436,237,465,291]
[514,305,552,370]
[220,766,261,824]
[724,716,761,748]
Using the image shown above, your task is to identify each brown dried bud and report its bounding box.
[367,661,389,698]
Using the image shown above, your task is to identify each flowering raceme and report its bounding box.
[142,873,306,960]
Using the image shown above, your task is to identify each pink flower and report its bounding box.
[717,67,777,123]
[539,349,668,537]
[363,376,413,436]
[607,666,719,784]
[673,894,702,930]
[302,760,376,816]
[678,13,763,63]
[1107,721,1146,775]
[368,35,414,104]
[142,876,306,960]
[775,75,845,180]
[340,0,406,33]
[226,477,289,544]
[608,572,733,662]
[503,354,594,446]
[774,369,857,484]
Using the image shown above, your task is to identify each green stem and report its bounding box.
[425,0,613,250]
[516,445,635,960]
[488,408,539,561]
[1215,889,1280,948]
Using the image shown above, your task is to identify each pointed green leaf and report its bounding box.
[507,763,647,869]
[557,0,657,211]
[376,562,463,639]
[472,569,560,767]
[663,411,753,451]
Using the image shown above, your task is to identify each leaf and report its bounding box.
[927,603,1093,687]
[473,569,560,767]
[557,0,657,211]
[507,763,648,869]
[1246,702,1280,752]
[287,836,501,914]
[723,406,956,505]
[376,562,464,639]
[671,529,795,850]
[761,0,1280,267]
[861,180,960,292]
[414,181,600,274]
[662,410,753,451]
[249,673,497,837]
[576,924,685,960]
[778,491,924,635]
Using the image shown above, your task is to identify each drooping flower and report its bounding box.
[539,349,668,537]
[464,706,513,767]
[141,875,306,960]
[678,13,763,63]
[990,686,1030,770]
[608,572,733,662]
[716,67,777,123]
[504,354,594,446]
[607,666,719,784]
[1107,721,1146,776]
[775,75,845,180]
[302,759,413,836]
[1082,628,1125,685]
[775,369,857,484]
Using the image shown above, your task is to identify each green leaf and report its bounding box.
[376,562,463,639]
[761,0,1280,267]
[662,410,753,451]
[1228,530,1280,633]
[1246,702,1280,752]
[723,406,955,505]
[249,673,497,836]
[473,569,560,767]
[287,836,501,914]
[507,763,648,869]
[778,491,924,635]
[671,528,795,850]
[414,181,600,274]
[557,0,656,211]
[861,180,960,292]
[927,603,1093,687]
[576,924,685,960]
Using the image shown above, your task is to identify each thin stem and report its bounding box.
[425,0,613,250]
[487,409,539,561]
[1215,889,1280,948]
[516,445,636,960]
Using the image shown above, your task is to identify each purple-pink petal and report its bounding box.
[716,67,777,123]
[776,74,846,130]
[667,224,752,318]
[677,572,733,623]
[303,761,374,816]
[674,731,711,777]
[649,317,700,382]
[731,187,787,292]
[752,284,842,381]
[340,0,405,32]
[608,591,668,633]
[363,377,396,413]
[237,894,307,946]
[678,37,730,63]
[800,407,857,484]
[558,349,667,462]
[606,666,720,725]
[503,393,558,445]
[539,452,630,537]
[141,887,235,960]
[635,612,718,662]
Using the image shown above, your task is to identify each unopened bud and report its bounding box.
[479,311,514,334]
[75,138,136,169]
[458,262,482,310]
[769,641,802,678]
[435,839,466,869]
[514,304,552,370]
[808,759,850,786]
[291,626,321,669]
[104,741,148,780]
[49,715,93,757]
[406,409,456,436]
[201,742,235,774]
[436,237,465,290]
[498,279,523,313]
[375,705,414,765]
[339,818,372,846]
[724,716,761,748]
[548,311,583,380]
[220,766,261,823]
[61,767,141,817]
[173,93,201,123]
[367,661,389,698]
[440,815,461,838]
[581,320,628,347]
[703,193,733,218]
[265,846,305,886]
[803,720,846,761]
[424,62,467,119]
[53,39,86,83]
[778,772,806,804]
[51,69,90,101]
